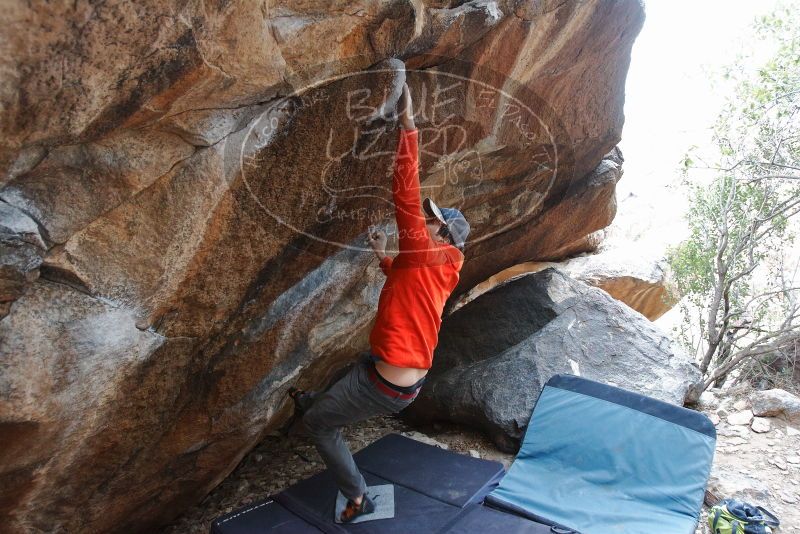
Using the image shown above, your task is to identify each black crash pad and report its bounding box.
[211,433,511,534]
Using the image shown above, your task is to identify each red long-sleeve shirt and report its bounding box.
[368,128,464,369]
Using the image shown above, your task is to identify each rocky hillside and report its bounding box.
[0,0,645,532]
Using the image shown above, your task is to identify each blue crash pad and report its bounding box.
[485,374,716,534]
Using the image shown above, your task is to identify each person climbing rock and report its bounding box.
[288,80,470,524]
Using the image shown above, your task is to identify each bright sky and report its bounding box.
[612,0,784,255]
[614,0,788,333]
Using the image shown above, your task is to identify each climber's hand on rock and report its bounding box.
[368,226,388,255]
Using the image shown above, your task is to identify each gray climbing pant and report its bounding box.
[301,354,422,501]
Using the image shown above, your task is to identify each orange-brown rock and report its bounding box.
[456,243,679,320]
[0,0,645,532]
[558,249,679,320]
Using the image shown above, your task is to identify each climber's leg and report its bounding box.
[301,356,417,502]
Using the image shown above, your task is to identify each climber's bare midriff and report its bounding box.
[374,360,428,387]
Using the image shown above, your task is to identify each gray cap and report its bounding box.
[423,197,470,250]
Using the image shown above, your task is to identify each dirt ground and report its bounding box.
[697,388,800,534]
[161,395,799,534]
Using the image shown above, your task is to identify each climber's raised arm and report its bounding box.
[398,82,416,131]
[393,83,428,256]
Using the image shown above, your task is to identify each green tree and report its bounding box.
[667,1,800,400]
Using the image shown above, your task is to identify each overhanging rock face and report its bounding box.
[0,0,645,532]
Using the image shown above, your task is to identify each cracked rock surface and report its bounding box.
[0,0,645,531]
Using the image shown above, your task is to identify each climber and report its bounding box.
[287,80,470,523]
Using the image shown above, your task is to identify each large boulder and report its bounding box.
[405,268,699,452]
[454,242,679,320]
[0,0,645,531]
[555,248,678,320]
[751,389,800,424]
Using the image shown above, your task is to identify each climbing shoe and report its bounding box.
[339,493,376,523]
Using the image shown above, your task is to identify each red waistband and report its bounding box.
[367,366,420,400]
